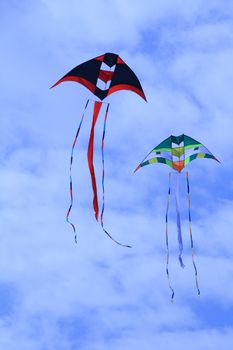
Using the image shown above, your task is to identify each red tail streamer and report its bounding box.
[87,101,102,221]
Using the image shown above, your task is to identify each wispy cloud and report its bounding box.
[1,0,233,349]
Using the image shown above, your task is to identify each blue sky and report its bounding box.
[1,0,233,349]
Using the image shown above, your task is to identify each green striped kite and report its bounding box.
[135,134,219,301]
[135,134,219,173]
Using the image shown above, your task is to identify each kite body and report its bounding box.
[51,52,146,101]
[135,134,219,299]
[135,134,218,172]
[51,52,146,247]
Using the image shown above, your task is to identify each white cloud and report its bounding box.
[1,0,233,348]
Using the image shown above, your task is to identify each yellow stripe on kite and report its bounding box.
[148,158,158,164]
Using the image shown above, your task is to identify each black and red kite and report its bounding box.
[51,52,146,101]
[51,52,146,246]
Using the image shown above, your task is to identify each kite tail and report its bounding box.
[174,172,185,268]
[186,172,200,296]
[165,172,175,301]
[66,99,90,243]
[87,101,102,221]
[100,104,131,248]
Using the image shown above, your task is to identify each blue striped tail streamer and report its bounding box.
[66,100,90,243]
[186,171,200,296]
[165,172,175,301]
[100,103,131,248]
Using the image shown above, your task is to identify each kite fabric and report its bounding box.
[51,52,146,246]
[135,134,219,300]
[51,52,146,101]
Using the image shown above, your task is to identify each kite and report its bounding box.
[135,134,219,300]
[51,52,146,247]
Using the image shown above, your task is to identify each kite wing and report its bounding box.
[51,52,146,101]
[135,134,219,173]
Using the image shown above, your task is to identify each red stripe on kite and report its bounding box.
[98,70,114,83]
[95,55,105,62]
[107,84,147,101]
[50,76,96,94]
[173,160,184,172]
[116,57,124,64]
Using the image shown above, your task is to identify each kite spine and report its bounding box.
[66,99,90,243]
[165,172,175,301]
[186,172,201,296]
